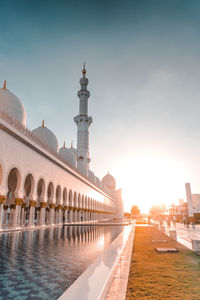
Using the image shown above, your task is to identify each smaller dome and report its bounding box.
[69,142,78,156]
[59,144,77,168]
[32,122,58,152]
[102,172,116,190]
[0,83,26,126]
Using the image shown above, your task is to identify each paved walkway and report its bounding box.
[157,222,200,251]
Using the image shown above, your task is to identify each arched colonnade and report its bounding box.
[0,165,114,229]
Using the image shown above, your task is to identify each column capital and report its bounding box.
[40,202,47,208]
[15,198,23,206]
[0,195,6,204]
[30,200,37,207]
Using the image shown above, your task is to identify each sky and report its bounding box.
[1,0,200,212]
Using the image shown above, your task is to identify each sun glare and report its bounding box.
[112,155,188,214]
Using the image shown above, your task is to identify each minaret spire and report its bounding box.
[3,80,6,89]
[74,64,93,175]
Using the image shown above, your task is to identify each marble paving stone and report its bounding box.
[156,247,178,252]
[152,239,168,243]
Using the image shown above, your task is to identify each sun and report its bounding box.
[112,154,188,214]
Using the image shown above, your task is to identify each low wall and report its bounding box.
[59,225,133,300]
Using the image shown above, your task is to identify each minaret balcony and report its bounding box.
[74,115,93,126]
[77,90,90,97]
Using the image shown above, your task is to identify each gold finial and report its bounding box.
[42,120,44,128]
[3,80,6,89]
[71,140,73,148]
[63,141,66,148]
[82,62,86,75]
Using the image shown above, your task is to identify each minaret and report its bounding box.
[74,64,92,175]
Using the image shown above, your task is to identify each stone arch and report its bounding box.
[69,190,73,207]
[7,167,21,201]
[63,188,67,205]
[37,178,45,201]
[78,193,81,208]
[0,162,3,186]
[56,185,61,205]
[85,196,88,209]
[81,195,84,208]
[73,192,77,208]
[47,182,54,203]
[24,174,34,200]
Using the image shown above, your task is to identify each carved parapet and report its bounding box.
[30,200,37,207]
[15,198,23,206]
[49,204,56,209]
[40,202,47,208]
[0,195,6,204]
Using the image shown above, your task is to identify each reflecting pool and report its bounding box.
[0,225,123,300]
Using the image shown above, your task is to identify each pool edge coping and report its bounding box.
[104,225,135,300]
[58,224,134,300]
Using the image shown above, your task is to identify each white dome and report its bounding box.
[59,146,77,168]
[0,85,26,126]
[32,125,58,152]
[88,170,95,182]
[102,173,116,190]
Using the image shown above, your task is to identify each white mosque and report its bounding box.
[0,65,124,229]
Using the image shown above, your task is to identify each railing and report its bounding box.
[0,108,112,196]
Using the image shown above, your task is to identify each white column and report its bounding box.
[64,210,68,223]
[2,207,8,227]
[49,208,55,225]
[20,207,25,227]
[77,210,81,222]
[39,207,46,226]
[29,206,35,227]
[0,204,4,229]
[58,209,62,224]
[12,205,21,228]
[69,210,73,223]
[74,210,77,223]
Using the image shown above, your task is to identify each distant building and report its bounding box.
[169,201,188,220]
[185,183,200,219]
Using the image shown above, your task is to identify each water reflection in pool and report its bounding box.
[0,225,123,300]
